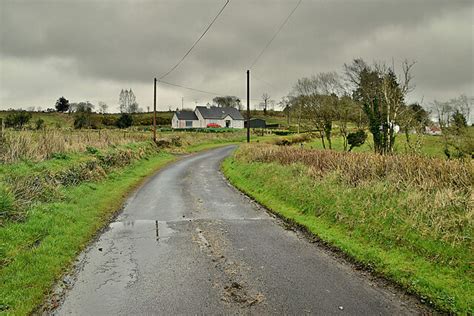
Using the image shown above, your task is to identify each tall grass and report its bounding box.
[236,144,473,191]
[235,144,473,248]
[0,129,245,164]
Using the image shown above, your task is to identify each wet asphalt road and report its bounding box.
[56,146,420,315]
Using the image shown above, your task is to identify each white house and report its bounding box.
[172,106,245,129]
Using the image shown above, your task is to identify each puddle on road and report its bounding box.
[108,220,177,241]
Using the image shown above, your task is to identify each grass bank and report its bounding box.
[222,144,473,314]
[0,135,248,315]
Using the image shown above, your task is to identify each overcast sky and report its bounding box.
[0,0,473,112]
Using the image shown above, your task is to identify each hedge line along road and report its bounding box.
[55,145,422,315]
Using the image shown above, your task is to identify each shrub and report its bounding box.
[35,118,45,130]
[116,113,133,129]
[272,130,294,136]
[74,113,89,129]
[347,130,367,151]
[5,111,32,129]
[86,146,99,154]
[207,123,221,128]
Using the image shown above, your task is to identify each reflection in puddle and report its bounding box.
[108,220,176,242]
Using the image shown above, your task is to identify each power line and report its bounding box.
[159,80,261,101]
[249,0,302,69]
[253,74,278,91]
[158,0,230,80]
[159,80,223,96]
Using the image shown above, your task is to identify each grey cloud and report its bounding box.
[0,0,473,109]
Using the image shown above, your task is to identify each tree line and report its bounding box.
[279,58,471,157]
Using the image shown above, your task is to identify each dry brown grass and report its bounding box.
[236,144,473,191]
[234,144,474,247]
[0,129,245,164]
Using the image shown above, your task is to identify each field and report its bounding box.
[222,144,474,313]
[0,111,173,130]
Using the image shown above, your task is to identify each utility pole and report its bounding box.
[182,97,184,110]
[247,70,250,143]
[153,77,157,143]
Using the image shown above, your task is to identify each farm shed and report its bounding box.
[244,118,266,128]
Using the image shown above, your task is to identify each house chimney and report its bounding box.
[206,102,211,109]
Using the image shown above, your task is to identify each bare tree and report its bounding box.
[260,93,272,115]
[98,101,108,114]
[292,72,344,148]
[119,89,139,113]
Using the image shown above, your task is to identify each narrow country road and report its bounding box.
[56,146,421,315]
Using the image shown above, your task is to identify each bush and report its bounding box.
[347,130,367,151]
[74,113,89,129]
[86,146,99,154]
[116,113,133,129]
[272,130,294,136]
[35,118,45,130]
[5,111,32,129]
[207,123,221,128]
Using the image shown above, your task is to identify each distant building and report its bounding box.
[425,125,442,135]
[172,106,244,129]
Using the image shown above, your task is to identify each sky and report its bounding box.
[0,0,473,112]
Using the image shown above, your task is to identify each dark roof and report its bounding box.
[175,111,198,120]
[196,106,244,120]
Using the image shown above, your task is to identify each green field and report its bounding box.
[222,144,473,314]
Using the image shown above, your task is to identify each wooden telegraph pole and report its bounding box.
[153,77,157,143]
[247,70,250,143]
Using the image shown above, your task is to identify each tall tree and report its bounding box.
[346,59,414,154]
[55,96,70,112]
[212,96,241,109]
[119,89,139,113]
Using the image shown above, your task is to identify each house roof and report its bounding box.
[175,111,198,120]
[196,106,244,120]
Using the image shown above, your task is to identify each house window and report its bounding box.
[185,120,193,127]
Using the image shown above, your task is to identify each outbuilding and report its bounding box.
[244,118,266,129]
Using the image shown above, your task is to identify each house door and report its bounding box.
[225,120,231,128]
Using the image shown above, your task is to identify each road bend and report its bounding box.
[56,145,421,315]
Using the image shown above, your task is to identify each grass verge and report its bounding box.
[0,138,247,315]
[222,148,473,314]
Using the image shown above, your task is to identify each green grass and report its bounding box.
[0,111,173,129]
[0,133,258,315]
[306,134,448,158]
[222,155,473,314]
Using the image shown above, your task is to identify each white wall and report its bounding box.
[171,114,179,129]
[195,109,205,128]
[172,113,200,129]
[174,110,244,128]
